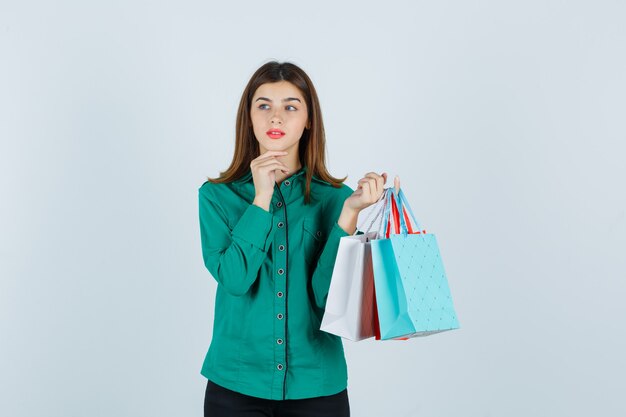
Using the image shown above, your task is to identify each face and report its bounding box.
[250,80,309,155]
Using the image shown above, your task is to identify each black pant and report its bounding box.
[204,379,350,417]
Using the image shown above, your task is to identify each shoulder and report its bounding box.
[199,180,232,198]
[311,180,354,207]
[198,180,212,193]
[335,182,354,200]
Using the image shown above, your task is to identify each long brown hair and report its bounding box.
[207,61,347,204]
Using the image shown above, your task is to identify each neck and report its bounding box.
[275,160,302,184]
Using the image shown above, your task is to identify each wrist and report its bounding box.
[337,203,360,234]
[253,195,272,212]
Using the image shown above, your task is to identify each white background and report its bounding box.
[1,1,625,416]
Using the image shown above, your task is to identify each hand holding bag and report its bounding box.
[320,192,388,341]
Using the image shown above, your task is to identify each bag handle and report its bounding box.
[389,190,402,238]
[378,188,403,238]
[362,186,426,238]
[396,188,426,235]
[378,188,394,238]
[357,188,388,235]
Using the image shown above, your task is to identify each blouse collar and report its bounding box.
[233,164,331,186]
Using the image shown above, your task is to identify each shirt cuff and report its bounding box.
[231,203,275,252]
[331,221,350,239]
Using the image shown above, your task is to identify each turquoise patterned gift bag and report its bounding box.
[371,188,460,340]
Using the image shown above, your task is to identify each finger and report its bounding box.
[356,178,370,190]
[257,160,290,172]
[363,172,383,184]
[357,180,372,196]
[364,172,385,194]
[252,151,289,164]
[378,172,386,189]
[372,176,383,196]
[255,158,287,167]
[394,176,401,193]
[257,158,289,168]
[361,181,372,201]
[358,179,378,201]
[366,178,377,198]
[357,175,380,185]
[365,177,380,200]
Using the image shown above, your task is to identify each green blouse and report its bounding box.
[198,165,354,400]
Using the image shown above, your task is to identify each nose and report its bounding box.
[270,109,283,125]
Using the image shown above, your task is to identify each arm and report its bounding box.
[310,172,388,309]
[199,185,276,296]
[310,186,356,310]
[337,204,360,235]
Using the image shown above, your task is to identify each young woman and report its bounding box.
[198,61,387,417]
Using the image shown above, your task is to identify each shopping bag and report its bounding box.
[371,187,460,340]
[320,192,390,341]
[320,231,378,340]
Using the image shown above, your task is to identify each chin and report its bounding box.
[260,139,297,152]
[261,143,286,152]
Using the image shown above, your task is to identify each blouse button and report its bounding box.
[277,268,284,275]
[316,231,322,237]
[277,364,284,371]
[278,245,285,251]
[277,221,284,228]
[284,180,290,186]
[276,201,283,208]
[277,291,283,298]
[277,313,283,320]
[277,338,283,345]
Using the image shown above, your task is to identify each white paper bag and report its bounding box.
[320,231,378,341]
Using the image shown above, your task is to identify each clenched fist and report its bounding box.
[344,172,388,212]
[250,151,290,211]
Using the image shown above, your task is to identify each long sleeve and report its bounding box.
[199,185,276,296]
[310,185,354,310]
[199,167,351,400]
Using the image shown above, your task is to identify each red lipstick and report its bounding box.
[266,128,285,139]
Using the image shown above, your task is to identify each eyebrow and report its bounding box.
[254,97,302,103]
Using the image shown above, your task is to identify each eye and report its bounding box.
[258,104,270,110]
[286,105,297,111]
